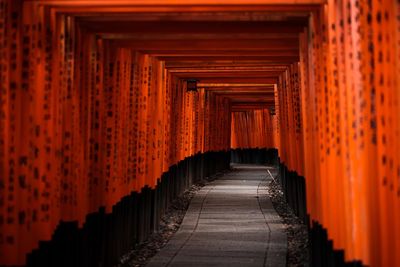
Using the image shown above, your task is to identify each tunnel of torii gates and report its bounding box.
[0,0,399,266]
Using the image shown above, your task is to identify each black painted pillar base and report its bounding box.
[230,148,278,165]
[278,160,364,267]
[26,151,231,267]
[309,221,363,267]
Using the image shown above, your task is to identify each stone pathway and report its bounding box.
[147,164,287,267]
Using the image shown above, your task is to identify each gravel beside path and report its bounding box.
[117,173,225,267]
[268,176,310,267]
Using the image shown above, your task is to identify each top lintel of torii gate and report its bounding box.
[26,0,326,6]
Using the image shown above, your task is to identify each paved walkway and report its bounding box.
[147,164,287,267]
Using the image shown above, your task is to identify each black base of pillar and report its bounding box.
[230,148,278,165]
[278,161,364,267]
[25,151,231,267]
[309,221,363,267]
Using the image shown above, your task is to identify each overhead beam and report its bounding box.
[196,77,278,83]
[159,56,298,63]
[35,4,322,14]
[112,39,299,50]
[81,13,308,22]
[174,71,284,78]
[165,60,293,68]
[80,21,307,34]
[198,83,275,87]
[168,66,288,72]
[213,92,274,95]
[142,50,299,57]
[100,33,301,40]
[204,87,275,92]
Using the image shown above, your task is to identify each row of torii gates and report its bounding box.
[0,0,399,266]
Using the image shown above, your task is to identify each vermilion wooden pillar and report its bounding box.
[231,109,274,149]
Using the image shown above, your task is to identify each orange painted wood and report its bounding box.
[231,109,274,149]
[1,1,400,266]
